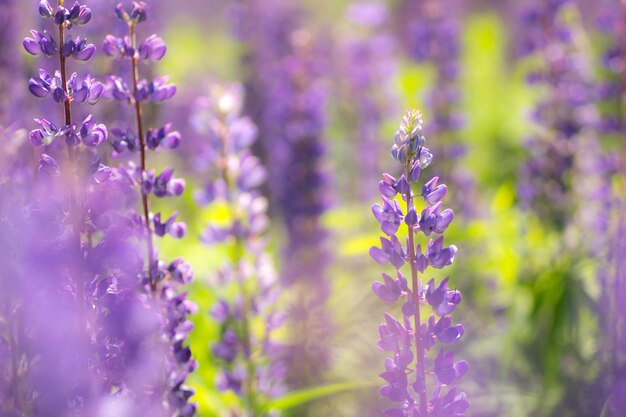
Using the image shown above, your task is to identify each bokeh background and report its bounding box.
[2,0,624,416]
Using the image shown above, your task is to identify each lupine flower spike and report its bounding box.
[370,109,468,417]
[103,1,182,290]
[103,3,196,415]
[25,0,104,249]
[193,83,286,416]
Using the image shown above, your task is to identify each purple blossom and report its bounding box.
[23,30,57,57]
[79,114,108,146]
[371,109,467,416]
[517,0,599,225]
[139,34,167,60]
[61,36,96,60]
[193,83,286,413]
[102,3,196,414]
[234,0,333,386]
[103,34,134,59]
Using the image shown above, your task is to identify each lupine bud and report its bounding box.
[405,208,417,226]
[139,35,167,60]
[130,1,148,23]
[39,0,53,18]
[54,7,67,25]
[114,3,128,22]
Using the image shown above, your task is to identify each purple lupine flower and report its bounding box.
[193,82,286,415]
[102,2,196,415]
[3,2,200,416]
[370,109,468,416]
[235,0,334,385]
[22,0,109,256]
[517,0,599,227]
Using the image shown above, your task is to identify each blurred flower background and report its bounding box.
[1,0,626,416]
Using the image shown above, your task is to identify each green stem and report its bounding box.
[218,118,257,416]
[405,154,428,416]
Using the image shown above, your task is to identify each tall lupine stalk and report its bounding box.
[0,2,197,416]
[102,3,197,416]
[103,1,180,290]
[193,83,285,417]
[233,0,333,387]
[4,2,140,415]
[596,2,626,413]
[272,32,333,386]
[370,110,468,417]
[517,0,597,229]
[232,0,303,207]
[24,0,105,372]
[25,0,103,257]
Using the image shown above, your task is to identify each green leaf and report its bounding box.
[263,380,377,412]
[599,396,611,417]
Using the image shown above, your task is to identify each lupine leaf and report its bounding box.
[263,380,377,412]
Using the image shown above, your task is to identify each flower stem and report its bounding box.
[218,118,257,416]
[58,23,80,253]
[58,21,88,320]
[129,22,156,292]
[405,159,428,416]
[58,20,91,395]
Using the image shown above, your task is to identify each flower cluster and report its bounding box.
[340,2,397,202]
[100,2,197,415]
[1,2,161,416]
[25,0,105,160]
[271,32,334,386]
[233,0,334,387]
[517,0,599,228]
[370,110,468,417]
[193,83,286,415]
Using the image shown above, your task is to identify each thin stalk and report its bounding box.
[405,154,428,416]
[129,22,156,292]
[58,19,93,396]
[218,119,257,416]
[58,23,81,258]
[58,21,90,343]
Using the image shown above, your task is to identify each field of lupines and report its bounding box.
[1,0,626,416]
